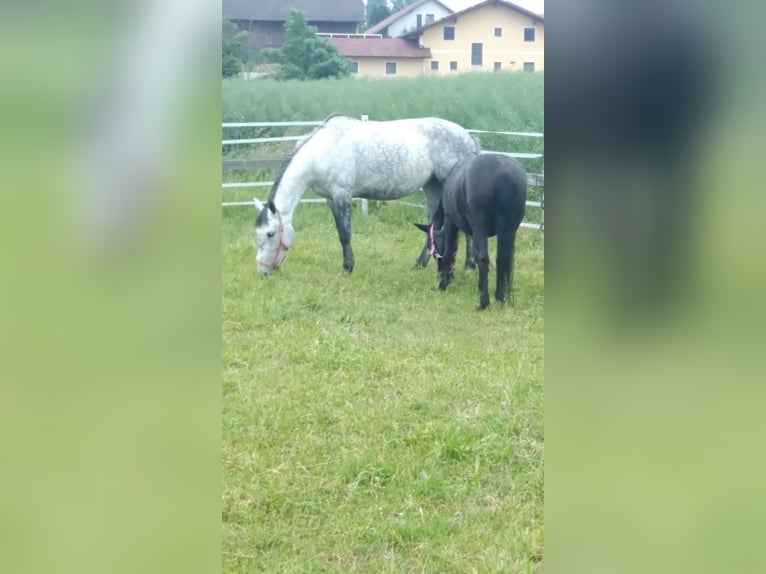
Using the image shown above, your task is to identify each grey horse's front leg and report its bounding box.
[328,198,354,272]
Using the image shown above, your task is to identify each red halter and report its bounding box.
[257,209,288,270]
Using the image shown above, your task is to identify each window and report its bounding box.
[493,61,502,71]
[426,14,435,24]
[350,61,359,74]
[523,27,536,42]
[471,43,483,66]
[430,60,439,71]
[494,27,502,37]
[449,61,458,71]
[385,61,397,75]
[523,61,535,72]
[443,26,455,40]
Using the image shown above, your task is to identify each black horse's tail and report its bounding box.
[495,168,527,305]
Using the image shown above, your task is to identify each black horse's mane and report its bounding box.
[266,113,346,203]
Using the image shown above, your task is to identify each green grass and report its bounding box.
[222,72,545,174]
[222,201,544,572]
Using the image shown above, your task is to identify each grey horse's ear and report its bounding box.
[414,222,431,233]
[253,198,265,211]
[268,200,277,214]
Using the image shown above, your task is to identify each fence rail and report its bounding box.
[221,117,543,232]
[222,121,544,139]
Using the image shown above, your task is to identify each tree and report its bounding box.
[222,18,248,78]
[365,0,391,30]
[262,10,350,81]
[391,0,417,11]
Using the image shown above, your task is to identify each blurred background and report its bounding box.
[546,0,766,572]
[0,1,221,573]
[2,0,766,572]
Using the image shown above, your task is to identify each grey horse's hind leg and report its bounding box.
[328,197,354,272]
[414,178,442,268]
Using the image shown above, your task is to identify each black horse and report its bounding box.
[416,153,527,309]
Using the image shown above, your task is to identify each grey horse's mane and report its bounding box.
[266,113,346,203]
[470,133,481,152]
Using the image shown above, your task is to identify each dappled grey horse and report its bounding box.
[253,114,478,275]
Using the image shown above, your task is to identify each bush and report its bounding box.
[262,9,350,81]
[222,18,248,78]
[222,53,242,79]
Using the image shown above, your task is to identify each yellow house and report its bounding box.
[323,34,432,78]
[404,0,544,74]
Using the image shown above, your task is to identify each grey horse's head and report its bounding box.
[253,199,295,275]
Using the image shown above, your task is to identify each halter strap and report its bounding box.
[428,224,442,259]
[257,208,288,270]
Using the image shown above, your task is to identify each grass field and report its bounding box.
[223,200,544,572]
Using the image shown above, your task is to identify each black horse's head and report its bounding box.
[414,222,447,273]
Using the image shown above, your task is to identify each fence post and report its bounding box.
[359,113,369,216]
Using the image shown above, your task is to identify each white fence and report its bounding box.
[222,116,543,231]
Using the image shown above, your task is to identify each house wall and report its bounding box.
[311,21,359,36]
[240,20,359,49]
[421,5,544,74]
[350,57,426,77]
[387,1,453,38]
[243,21,283,50]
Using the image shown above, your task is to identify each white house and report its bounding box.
[366,0,454,38]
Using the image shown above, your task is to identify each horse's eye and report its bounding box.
[266,231,275,238]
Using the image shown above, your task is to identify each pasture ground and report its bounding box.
[222,201,544,572]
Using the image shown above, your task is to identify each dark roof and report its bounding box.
[223,0,364,23]
[366,0,453,34]
[327,37,431,59]
[403,0,544,37]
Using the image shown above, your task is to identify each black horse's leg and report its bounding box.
[328,198,354,272]
[474,233,490,309]
[438,222,459,291]
[464,234,476,270]
[415,178,443,268]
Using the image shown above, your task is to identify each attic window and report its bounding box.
[494,27,502,37]
[425,14,435,24]
[523,27,536,42]
[443,26,455,41]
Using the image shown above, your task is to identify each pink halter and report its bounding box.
[428,224,441,259]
